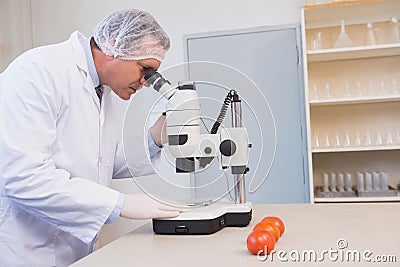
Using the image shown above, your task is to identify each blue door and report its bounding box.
[184,25,309,203]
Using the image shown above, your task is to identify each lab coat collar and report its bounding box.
[69,31,101,110]
[70,31,90,76]
[79,36,100,88]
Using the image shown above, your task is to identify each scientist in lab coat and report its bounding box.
[0,9,184,266]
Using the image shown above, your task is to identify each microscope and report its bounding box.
[145,70,252,234]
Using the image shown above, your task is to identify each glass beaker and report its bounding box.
[392,78,399,94]
[330,173,337,192]
[355,81,363,97]
[333,131,341,147]
[379,80,387,96]
[311,83,319,99]
[344,82,351,97]
[345,173,352,192]
[323,172,329,192]
[364,130,372,146]
[388,16,400,44]
[323,131,331,148]
[385,129,393,146]
[354,130,361,146]
[313,131,320,148]
[364,23,378,46]
[324,83,331,99]
[380,172,388,190]
[312,32,324,50]
[356,172,364,192]
[337,173,345,192]
[344,130,351,147]
[367,80,375,96]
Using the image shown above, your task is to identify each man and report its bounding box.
[0,9,183,266]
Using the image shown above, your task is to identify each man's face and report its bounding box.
[106,57,161,100]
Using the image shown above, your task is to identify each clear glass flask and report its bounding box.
[388,16,400,44]
[364,22,378,46]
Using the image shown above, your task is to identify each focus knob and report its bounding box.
[220,140,236,157]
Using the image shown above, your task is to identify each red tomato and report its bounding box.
[246,230,276,255]
[253,221,280,241]
[262,216,285,236]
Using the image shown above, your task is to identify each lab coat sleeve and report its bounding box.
[112,137,160,179]
[147,129,163,157]
[0,65,119,244]
[104,193,125,224]
[112,104,161,179]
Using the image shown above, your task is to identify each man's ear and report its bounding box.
[104,54,115,62]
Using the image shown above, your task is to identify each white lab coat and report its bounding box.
[0,32,154,266]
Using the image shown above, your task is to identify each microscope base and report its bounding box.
[152,202,252,235]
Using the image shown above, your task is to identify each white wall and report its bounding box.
[30,0,305,68]
[0,0,33,71]
[1,0,306,73]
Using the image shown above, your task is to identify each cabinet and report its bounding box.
[301,0,400,203]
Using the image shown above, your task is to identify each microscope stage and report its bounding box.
[152,202,252,235]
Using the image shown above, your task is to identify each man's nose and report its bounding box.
[140,75,150,87]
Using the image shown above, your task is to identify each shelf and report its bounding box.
[303,0,378,10]
[307,43,400,62]
[302,0,400,204]
[312,145,400,153]
[310,94,400,106]
[303,0,400,29]
[315,194,400,203]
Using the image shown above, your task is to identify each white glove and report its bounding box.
[120,194,186,220]
[150,114,167,147]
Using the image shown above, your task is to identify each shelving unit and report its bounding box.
[301,0,400,203]
[307,43,400,62]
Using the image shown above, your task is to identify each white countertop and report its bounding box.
[71,203,400,266]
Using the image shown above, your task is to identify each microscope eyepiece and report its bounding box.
[144,70,172,93]
[144,69,160,84]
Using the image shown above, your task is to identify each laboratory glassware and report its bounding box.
[323,131,331,148]
[323,172,329,192]
[372,172,380,191]
[364,130,372,146]
[391,78,398,94]
[313,131,320,148]
[355,80,363,97]
[333,131,341,147]
[344,82,351,97]
[330,173,337,192]
[312,32,324,50]
[337,173,345,192]
[311,83,319,99]
[356,172,364,192]
[380,172,388,190]
[365,172,372,191]
[385,129,393,146]
[343,130,351,147]
[388,16,399,44]
[324,83,331,99]
[334,20,353,48]
[367,80,375,96]
[364,22,378,46]
[345,173,352,192]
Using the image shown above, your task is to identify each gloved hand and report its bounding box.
[120,194,186,219]
[150,114,167,147]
